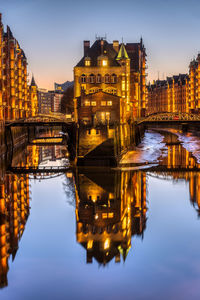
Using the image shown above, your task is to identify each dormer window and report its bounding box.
[97,55,108,67]
[102,59,107,66]
[84,57,91,67]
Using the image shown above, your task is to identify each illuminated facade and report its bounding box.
[188,54,200,113]
[147,74,189,115]
[74,38,147,122]
[75,170,147,264]
[0,13,38,122]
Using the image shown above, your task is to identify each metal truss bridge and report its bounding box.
[139,112,200,123]
[5,113,74,127]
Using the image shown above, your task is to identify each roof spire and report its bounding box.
[116,41,129,60]
[30,75,37,87]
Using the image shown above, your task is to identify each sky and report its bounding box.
[1,0,200,90]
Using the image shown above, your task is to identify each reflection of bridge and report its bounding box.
[139,112,200,123]
[5,113,77,160]
[7,165,71,174]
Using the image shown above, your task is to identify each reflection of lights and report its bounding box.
[66,172,72,178]
[87,240,93,249]
[104,238,110,250]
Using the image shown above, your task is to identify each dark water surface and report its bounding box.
[1,132,200,300]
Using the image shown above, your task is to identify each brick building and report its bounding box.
[74,38,147,123]
[0,13,37,121]
[38,88,52,114]
[147,74,189,115]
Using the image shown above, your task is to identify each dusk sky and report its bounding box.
[1,0,200,89]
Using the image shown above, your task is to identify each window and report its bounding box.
[105,74,110,83]
[100,112,110,123]
[89,74,95,83]
[85,100,90,106]
[84,57,91,66]
[81,74,86,83]
[96,74,101,83]
[107,101,112,106]
[111,74,117,83]
[91,101,96,106]
[101,101,106,106]
[85,60,90,66]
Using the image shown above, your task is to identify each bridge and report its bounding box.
[4,113,77,162]
[139,112,200,124]
[5,113,74,127]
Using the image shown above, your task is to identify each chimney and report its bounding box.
[113,40,119,53]
[100,39,104,55]
[84,40,90,56]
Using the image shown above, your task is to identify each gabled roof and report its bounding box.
[76,39,121,67]
[116,43,129,60]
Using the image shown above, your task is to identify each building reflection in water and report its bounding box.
[2,138,200,285]
[0,143,68,288]
[153,143,200,216]
[75,170,147,265]
[0,173,30,288]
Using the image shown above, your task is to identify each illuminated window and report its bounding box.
[102,213,108,219]
[105,74,110,83]
[101,101,106,106]
[85,60,90,66]
[102,60,107,66]
[91,101,96,106]
[87,240,93,249]
[85,100,90,106]
[106,112,110,120]
[108,213,114,218]
[84,57,91,66]
[104,238,110,250]
[107,101,112,106]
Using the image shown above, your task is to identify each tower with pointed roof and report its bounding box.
[29,75,38,117]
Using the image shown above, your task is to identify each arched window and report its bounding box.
[80,74,86,83]
[89,74,95,84]
[111,74,117,84]
[105,74,110,84]
[96,74,101,84]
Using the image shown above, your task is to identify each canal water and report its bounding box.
[1,130,200,299]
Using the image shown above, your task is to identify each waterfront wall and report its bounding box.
[76,122,144,166]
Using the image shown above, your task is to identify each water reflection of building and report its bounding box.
[75,170,147,265]
[154,142,200,216]
[0,173,30,288]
